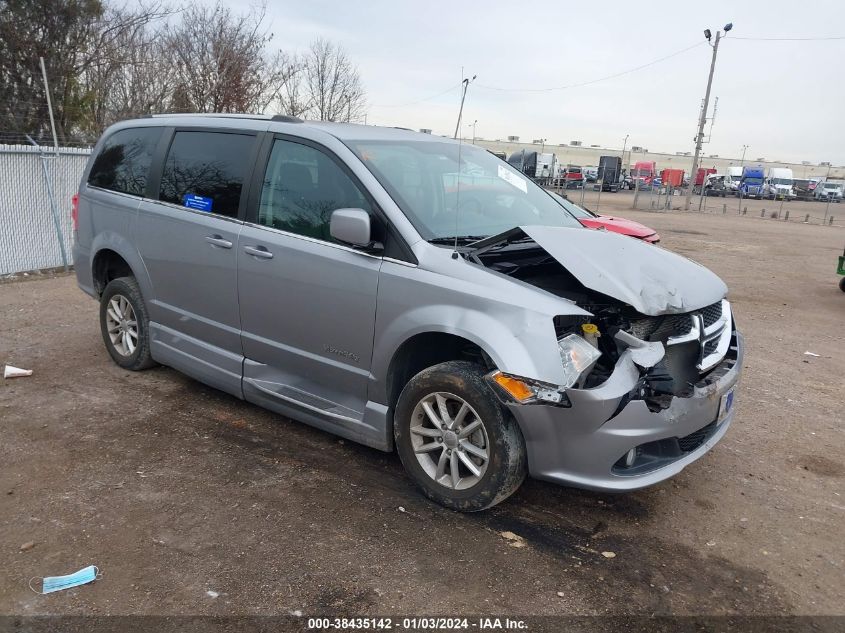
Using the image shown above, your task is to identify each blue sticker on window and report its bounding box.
[183,194,213,212]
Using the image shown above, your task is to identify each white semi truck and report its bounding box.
[814,181,843,202]
[727,166,743,194]
[764,167,796,200]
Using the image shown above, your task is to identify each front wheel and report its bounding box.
[394,361,526,511]
[99,276,156,371]
[839,277,845,293]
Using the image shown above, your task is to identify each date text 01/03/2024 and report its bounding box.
[306,617,527,630]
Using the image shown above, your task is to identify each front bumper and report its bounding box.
[508,331,744,492]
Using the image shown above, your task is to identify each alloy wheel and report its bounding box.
[105,294,138,357]
[410,392,489,490]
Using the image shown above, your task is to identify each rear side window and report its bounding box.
[88,127,162,196]
[159,131,255,218]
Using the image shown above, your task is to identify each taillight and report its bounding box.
[71,194,79,231]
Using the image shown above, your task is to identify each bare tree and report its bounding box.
[162,1,296,114]
[79,3,175,134]
[273,54,310,118]
[0,0,366,142]
[0,0,171,142]
[300,38,366,122]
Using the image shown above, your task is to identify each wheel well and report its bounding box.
[92,249,133,296]
[386,333,494,411]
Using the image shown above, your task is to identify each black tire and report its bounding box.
[99,276,156,371]
[394,361,526,511]
[839,277,845,293]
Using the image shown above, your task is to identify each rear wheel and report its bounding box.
[394,361,526,511]
[99,276,155,371]
[839,277,845,293]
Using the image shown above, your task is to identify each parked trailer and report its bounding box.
[661,168,684,188]
[598,156,622,192]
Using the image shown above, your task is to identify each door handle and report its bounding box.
[243,245,274,260]
[205,235,233,249]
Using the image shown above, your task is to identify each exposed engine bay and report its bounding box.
[469,234,732,413]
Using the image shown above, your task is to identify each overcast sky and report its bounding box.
[229,0,845,165]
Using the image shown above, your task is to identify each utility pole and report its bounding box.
[740,144,748,167]
[685,23,732,210]
[621,134,629,166]
[39,57,59,153]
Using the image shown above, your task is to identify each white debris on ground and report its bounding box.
[3,364,33,378]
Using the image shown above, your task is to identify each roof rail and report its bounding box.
[149,113,273,120]
[270,115,303,123]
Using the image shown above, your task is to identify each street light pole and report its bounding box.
[685,24,732,210]
[454,75,476,139]
[467,119,477,144]
[621,134,629,167]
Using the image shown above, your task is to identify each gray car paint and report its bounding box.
[74,114,743,491]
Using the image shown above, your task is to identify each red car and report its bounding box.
[550,192,660,243]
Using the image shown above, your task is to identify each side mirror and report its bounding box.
[330,208,373,247]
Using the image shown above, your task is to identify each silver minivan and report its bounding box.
[73,114,743,511]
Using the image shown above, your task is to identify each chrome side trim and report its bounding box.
[245,377,360,424]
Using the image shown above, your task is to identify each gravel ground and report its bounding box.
[0,208,843,618]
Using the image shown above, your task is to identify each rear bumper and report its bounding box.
[509,331,744,492]
[71,241,97,298]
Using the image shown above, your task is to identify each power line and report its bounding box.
[370,83,461,108]
[476,41,707,93]
[728,35,845,41]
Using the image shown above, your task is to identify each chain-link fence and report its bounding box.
[626,184,840,226]
[0,144,91,275]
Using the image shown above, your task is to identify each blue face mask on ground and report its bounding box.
[30,565,99,594]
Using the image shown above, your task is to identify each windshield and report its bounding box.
[633,168,653,176]
[347,140,582,240]
[548,192,595,219]
[772,178,793,185]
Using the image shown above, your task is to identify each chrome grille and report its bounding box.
[700,302,723,328]
[628,313,693,342]
[627,299,732,374]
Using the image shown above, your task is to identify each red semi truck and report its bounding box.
[631,161,656,188]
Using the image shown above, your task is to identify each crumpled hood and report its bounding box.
[520,225,727,316]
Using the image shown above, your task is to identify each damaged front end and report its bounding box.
[468,226,743,490]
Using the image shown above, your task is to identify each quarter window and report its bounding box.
[88,127,162,196]
[258,139,372,241]
[159,131,255,218]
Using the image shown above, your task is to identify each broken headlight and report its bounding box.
[558,334,602,388]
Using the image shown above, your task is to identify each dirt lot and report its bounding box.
[1,208,843,619]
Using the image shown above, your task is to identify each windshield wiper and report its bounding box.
[466,227,534,253]
[428,235,489,245]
